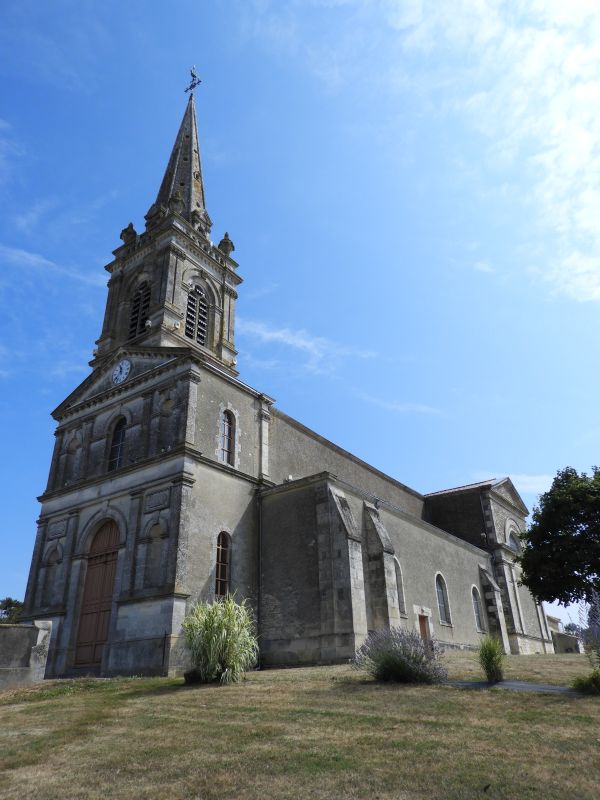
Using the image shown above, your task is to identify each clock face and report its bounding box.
[112,359,131,385]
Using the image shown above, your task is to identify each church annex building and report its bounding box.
[22,93,554,677]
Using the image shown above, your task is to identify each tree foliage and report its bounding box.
[519,467,600,605]
[0,597,23,623]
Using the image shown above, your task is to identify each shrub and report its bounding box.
[478,635,505,683]
[354,627,447,684]
[572,669,600,695]
[182,596,258,685]
[580,593,600,670]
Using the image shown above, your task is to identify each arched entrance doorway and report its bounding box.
[74,521,120,667]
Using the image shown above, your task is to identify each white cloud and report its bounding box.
[510,473,554,495]
[0,244,105,287]
[237,316,375,373]
[240,1,600,302]
[474,470,553,496]
[473,260,494,273]
[357,391,442,416]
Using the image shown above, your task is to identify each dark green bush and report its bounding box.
[354,627,447,684]
[572,669,600,695]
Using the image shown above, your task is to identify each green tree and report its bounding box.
[519,467,600,605]
[0,597,23,623]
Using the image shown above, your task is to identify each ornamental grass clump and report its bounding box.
[478,635,505,683]
[354,627,447,684]
[182,596,258,685]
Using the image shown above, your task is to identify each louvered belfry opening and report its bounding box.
[185,286,208,345]
[215,532,230,598]
[128,282,151,339]
[74,521,120,667]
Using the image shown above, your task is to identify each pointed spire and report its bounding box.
[149,93,212,236]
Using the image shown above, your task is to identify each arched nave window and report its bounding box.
[215,532,231,598]
[436,574,451,625]
[472,587,485,632]
[108,418,127,472]
[129,282,151,339]
[185,286,209,346]
[219,410,235,466]
[393,557,406,616]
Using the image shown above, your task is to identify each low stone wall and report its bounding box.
[0,621,52,689]
[551,630,583,654]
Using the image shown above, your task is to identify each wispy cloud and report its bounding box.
[474,260,494,274]
[240,1,600,302]
[0,118,22,187]
[357,390,442,416]
[237,316,376,374]
[510,473,554,496]
[0,244,105,287]
[245,282,280,301]
[12,199,56,231]
[474,470,553,496]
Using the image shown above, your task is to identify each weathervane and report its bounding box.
[185,66,201,94]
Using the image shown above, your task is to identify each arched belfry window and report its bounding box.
[508,532,521,553]
[108,418,126,472]
[472,587,485,632]
[185,286,209,346]
[436,574,451,625]
[219,410,235,466]
[129,282,151,339]
[215,532,231,598]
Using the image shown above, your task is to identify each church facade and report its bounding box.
[21,95,554,677]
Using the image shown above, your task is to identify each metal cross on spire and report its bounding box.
[185,66,201,94]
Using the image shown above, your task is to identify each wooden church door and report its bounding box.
[74,521,119,667]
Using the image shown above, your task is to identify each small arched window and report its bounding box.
[129,282,151,339]
[215,532,231,598]
[508,532,521,553]
[436,574,451,625]
[108,418,126,472]
[219,410,235,466]
[472,587,485,632]
[394,557,406,616]
[185,286,209,345]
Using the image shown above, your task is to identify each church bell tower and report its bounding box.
[20,84,263,679]
[94,91,241,375]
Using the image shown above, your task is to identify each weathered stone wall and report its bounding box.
[340,483,494,650]
[0,622,51,689]
[424,490,487,548]
[268,411,425,518]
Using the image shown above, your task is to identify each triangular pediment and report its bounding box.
[490,478,529,516]
[52,346,191,419]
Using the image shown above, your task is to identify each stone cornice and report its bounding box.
[38,443,263,505]
[106,219,242,288]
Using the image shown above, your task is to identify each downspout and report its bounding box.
[257,485,262,669]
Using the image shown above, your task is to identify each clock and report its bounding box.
[112,359,131,385]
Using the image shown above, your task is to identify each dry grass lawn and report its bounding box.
[0,652,597,800]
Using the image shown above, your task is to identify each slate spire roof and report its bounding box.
[150,92,212,236]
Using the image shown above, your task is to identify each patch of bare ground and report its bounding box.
[0,659,597,800]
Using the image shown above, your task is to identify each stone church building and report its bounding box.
[22,94,554,677]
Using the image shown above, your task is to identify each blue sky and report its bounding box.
[1,0,598,626]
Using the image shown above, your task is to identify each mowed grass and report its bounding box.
[0,653,597,800]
